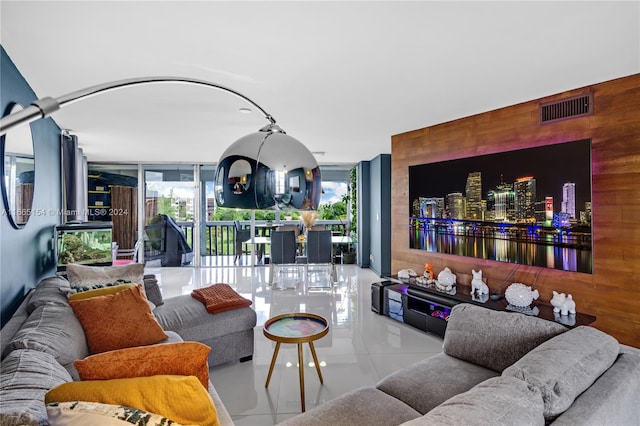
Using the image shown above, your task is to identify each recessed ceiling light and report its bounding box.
[238,107,252,113]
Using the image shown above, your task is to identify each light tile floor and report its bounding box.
[149,263,444,425]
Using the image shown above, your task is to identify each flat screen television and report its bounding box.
[409,139,592,274]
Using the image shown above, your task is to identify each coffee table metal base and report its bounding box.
[264,340,324,412]
[263,313,329,412]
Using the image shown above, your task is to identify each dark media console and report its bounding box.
[371,277,596,339]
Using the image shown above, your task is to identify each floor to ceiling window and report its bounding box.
[87,163,354,268]
[143,165,198,267]
[86,163,139,262]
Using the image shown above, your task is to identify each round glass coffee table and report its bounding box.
[263,312,329,412]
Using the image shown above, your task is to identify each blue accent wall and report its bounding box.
[368,154,391,276]
[357,154,391,276]
[357,161,370,268]
[1,45,61,326]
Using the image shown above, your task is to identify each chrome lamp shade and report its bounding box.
[0,76,323,212]
[215,123,321,211]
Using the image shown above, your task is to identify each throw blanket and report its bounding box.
[191,283,252,314]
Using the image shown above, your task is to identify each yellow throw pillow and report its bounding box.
[45,375,219,426]
[68,283,135,301]
[75,341,211,389]
[68,283,156,311]
[69,285,168,354]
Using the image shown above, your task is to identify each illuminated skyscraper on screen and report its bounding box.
[515,176,537,223]
[447,193,465,219]
[465,171,482,220]
[487,182,515,222]
[562,182,576,219]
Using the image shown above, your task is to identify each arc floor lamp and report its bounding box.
[0,76,322,211]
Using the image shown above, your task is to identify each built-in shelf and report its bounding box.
[373,277,596,338]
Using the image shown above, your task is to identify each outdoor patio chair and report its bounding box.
[113,238,143,266]
[269,230,301,288]
[234,221,251,265]
[306,230,336,287]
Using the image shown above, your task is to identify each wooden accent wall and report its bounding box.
[111,186,138,250]
[391,73,640,347]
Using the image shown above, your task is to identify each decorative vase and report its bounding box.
[505,283,539,307]
[300,211,317,228]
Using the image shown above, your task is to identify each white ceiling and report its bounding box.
[1,1,638,165]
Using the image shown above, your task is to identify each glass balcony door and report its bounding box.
[143,165,198,267]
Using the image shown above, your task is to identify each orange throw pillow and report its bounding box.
[75,342,211,389]
[69,285,168,354]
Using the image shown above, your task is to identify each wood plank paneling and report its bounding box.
[391,74,640,347]
[111,186,138,251]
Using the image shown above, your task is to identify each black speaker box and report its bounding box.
[371,281,395,314]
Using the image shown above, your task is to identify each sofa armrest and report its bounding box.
[208,381,234,426]
[0,291,32,360]
[550,349,640,426]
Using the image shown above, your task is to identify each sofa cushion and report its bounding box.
[502,325,619,419]
[160,330,184,343]
[75,341,211,389]
[549,349,640,426]
[69,285,168,354]
[402,376,545,426]
[153,294,256,340]
[443,303,568,372]
[26,276,72,314]
[66,263,144,290]
[376,353,499,415]
[5,302,89,367]
[279,387,421,426]
[45,375,219,426]
[0,349,72,426]
[46,401,183,426]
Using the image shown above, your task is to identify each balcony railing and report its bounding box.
[173,220,348,257]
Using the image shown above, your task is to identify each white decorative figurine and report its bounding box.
[505,283,539,308]
[435,267,456,291]
[554,312,576,326]
[471,269,489,295]
[550,291,576,315]
[398,269,417,280]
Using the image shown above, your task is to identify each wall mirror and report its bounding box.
[1,103,36,229]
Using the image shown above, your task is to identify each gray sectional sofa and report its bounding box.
[0,275,257,426]
[153,291,256,368]
[283,304,640,426]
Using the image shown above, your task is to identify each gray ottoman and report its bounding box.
[153,294,256,367]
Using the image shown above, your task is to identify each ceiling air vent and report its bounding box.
[540,92,593,124]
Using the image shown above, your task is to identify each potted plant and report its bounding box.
[341,167,358,264]
[342,238,357,264]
